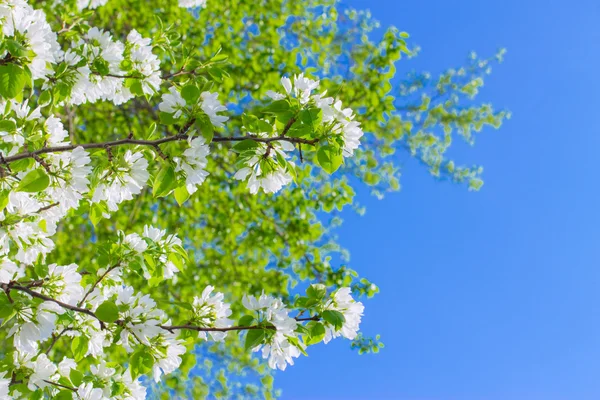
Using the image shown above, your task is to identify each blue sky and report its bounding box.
[277,1,600,399]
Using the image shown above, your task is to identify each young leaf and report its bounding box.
[174,185,190,206]
[306,322,326,345]
[96,301,119,323]
[71,335,89,361]
[238,315,255,326]
[317,145,343,174]
[16,169,50,193]
[306,284,327,300]
[70,369,84,386]
[153,164,177,198]
[232,139,259,153]
[0,120,16,132]
[245,329,266,350]
[0,64,26,99]
[181,84,200,104]
[322,310,346,331]
[0,292,13,318]
[130,348,155,378]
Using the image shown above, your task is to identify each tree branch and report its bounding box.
[1,131,318,164]
[0,282,106,329]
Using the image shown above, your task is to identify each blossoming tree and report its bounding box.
[0,0,508,398]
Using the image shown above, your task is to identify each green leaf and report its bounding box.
[264,99,291,114]
[92,58,110,76]
[38,90,52,107]
[174,185,190,206]
[232,139,259,153]
[16,168,50,193]
[0,64,26,99]
[89,202,106,227]
[96,301,119,323]
[300,107,323,128]
[194,116,214,144]
[210,53,228,63]
[153,164,177,198]
[54,390,73,400]
[306,322,326,345]
[9,158,33,173]
[6,39,26,57]
[130,348,155,378]
[0,190,9,212]
[286,121,312,138]
[322,310,345,331]
[129,80,144,97]
[0,120,16,132]
[71,335,89,361]
[317,145,343,174]
[160,111,178,125]
[70,369,84,386]
[146,122,158,140]
[173,301,194,311]
[181,84,200,104]
[0,292,13,318]
[306,284,327,300]
[238,315,255,326]
[244,329,266,350]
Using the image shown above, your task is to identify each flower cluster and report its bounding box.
[191,285,233,341]
[0,2,370,397]
[174,136,210,195]
[91,150,149,212]
[243,293,304,370]
[233,121,296,194]
[232,73,365,193]
[268,73,365,157]
[65,27,160,105]
[0,0,60,80]
[159,87,229,128]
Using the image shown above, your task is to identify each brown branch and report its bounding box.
[44,328,74,355]
[78,263,121,306]
[281,116,298,137]
[2,130,318,164]
[0,282,106,329]
[159,324,271,333]
[43,380,77,392]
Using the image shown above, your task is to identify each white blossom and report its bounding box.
[78,382,106,400]
[174,137,210,194]
[58,357,77,377]
[46,146,92,211]
[158,87,186,119]
[200,91,228,128]
[115,286,165,350]
[242,293,303,370]
[92,151,149,212]
[192,285,232,341]
[0,1,60,80]
[44,116,69,146]
[0,257,24,283]
[126,30,161,95]
[27,354,57,391]
[42,263,84,305]
[152,335,186,382]
[323,287,364,343]
[233,129,295,194]
[0,372,10,399]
